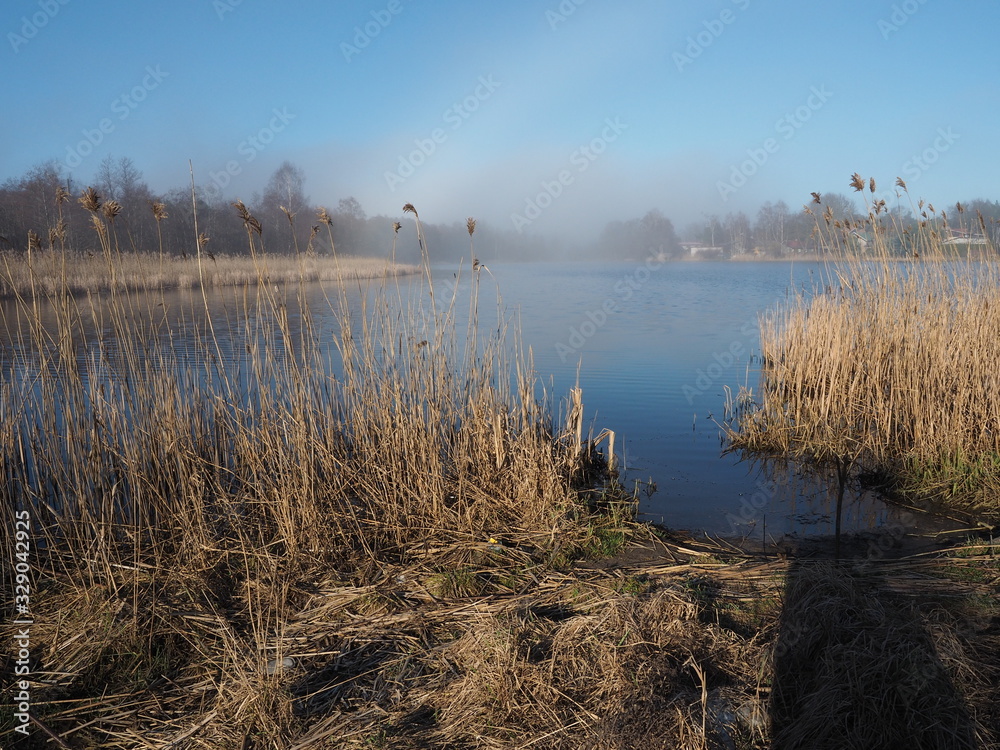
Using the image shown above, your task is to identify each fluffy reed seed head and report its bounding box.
[102,200,122,221]
[402,203,418,218]
[811,192,822,204]
[233,199,251,222]
[317,207,333,225]
[869,177,876,194]
[27,229,41,252]
[896,177,908,191]
[466,217,477,236]
[280,205,295,224]
[56,186,70,205]
[79,187,101,213]
[150,200,168,221]
[233,200,262,235]
[393,221,402,234]
[850,173,865,192]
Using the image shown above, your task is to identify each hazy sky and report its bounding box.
[3,0,998,236]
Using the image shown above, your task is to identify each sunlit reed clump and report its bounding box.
[727,174,1000,520]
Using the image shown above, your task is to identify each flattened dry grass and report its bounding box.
[770,558,999,750]
[728,176,1000,521]
[62,545,770,750]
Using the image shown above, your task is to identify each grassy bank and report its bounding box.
[1,248,417,297]
[727,176,1000,523]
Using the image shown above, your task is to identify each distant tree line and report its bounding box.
[0,157,558,263]
[575,193,1000,262]
[4,158,999,262]
[594,209,683,260]
[678,193,1000,257]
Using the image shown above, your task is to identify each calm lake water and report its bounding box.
[2,260,946,541]
[466,260,913,539]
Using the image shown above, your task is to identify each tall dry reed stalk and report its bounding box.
[727,174,1000,531]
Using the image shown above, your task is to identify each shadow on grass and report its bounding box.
[769,555,978,750]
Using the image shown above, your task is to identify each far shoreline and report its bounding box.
[1,249,420,298]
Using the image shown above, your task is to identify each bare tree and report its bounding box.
[331,196,368,254]
[597,209,681,260]
[96,155,120,202]
[337,196,366,221]
[94,156,154,251]
[724,211,752,255]
[262,161,308,216]
[259,162,309,253]
[821,193,858,223]
[0,162,66,251]
[756,200,790,253]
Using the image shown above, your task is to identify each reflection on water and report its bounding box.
[0,260,955,539]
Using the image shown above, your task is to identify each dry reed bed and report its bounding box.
[728,176,1000,520]
[0,195,634,747]
[1,248,418,296]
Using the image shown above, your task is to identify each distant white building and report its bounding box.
[680,241,725,257]
[943,228,988,245]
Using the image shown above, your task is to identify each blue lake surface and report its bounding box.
[458,260,892,538]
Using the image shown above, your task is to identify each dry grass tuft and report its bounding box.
[431,586,752,749]
[217,551,776,750]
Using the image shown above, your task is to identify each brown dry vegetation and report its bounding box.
[0,195,640,747]
[11,529,997,749]
[727,175,1000,523]
[767,546,1000,750]
[2,187,999,749]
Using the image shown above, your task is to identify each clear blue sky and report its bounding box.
[3,0,998,237]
